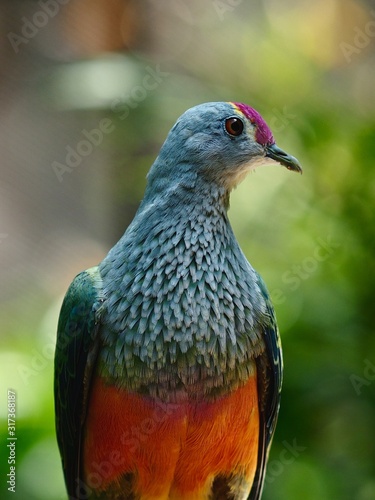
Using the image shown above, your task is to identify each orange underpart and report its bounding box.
[84,374,259,498]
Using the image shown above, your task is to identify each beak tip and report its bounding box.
[288,163,303,174]
[266,143,302,175]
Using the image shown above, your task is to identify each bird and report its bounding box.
[54,101,301,500]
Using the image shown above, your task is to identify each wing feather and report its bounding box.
[54,267,104,498]
[249,274,283,500]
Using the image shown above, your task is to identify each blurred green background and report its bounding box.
[0,0,374,498]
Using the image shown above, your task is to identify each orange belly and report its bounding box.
[83,373,259,498]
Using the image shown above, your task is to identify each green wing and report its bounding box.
[54,267,104,498]
[249,274,283,500]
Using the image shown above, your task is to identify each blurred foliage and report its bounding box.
[1,0,375,499]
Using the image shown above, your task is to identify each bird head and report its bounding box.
[146,101,301,196]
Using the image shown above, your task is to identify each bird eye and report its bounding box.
[225,117,244,137]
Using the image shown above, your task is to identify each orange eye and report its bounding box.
[225,117,244,137]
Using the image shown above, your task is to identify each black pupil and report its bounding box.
[226,118,243,136]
